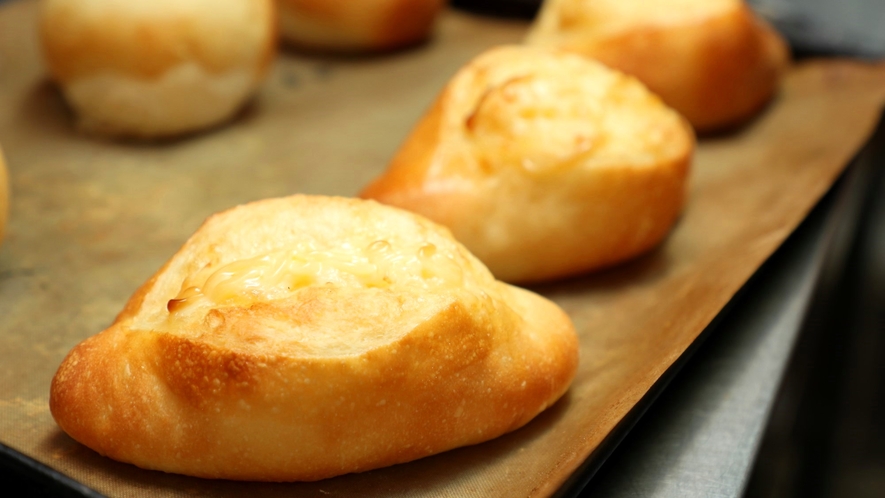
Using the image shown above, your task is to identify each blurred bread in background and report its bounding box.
[277,0,445,52]
[39,0,277,139]
[362,46,693,283]
[526,0,789,132]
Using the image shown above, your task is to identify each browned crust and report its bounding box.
[277,0,444,51]
[365,116,691,281]
[40,0,278,82]
[527,2,790,131]
[362,97,446,200]
[376,0,443,49]
[50,196,578,481]
[51,289,577,481]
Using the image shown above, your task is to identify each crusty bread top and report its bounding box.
[40,0,277,82]
[120,195,500,356]
[371,45,690,184]
[0,148,8,244]
[463,47,689,174]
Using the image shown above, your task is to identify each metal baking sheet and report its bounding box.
[2,0,885,496]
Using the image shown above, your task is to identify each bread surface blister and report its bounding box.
[50,195,579,481]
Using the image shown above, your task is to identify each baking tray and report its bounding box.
[2,0,885,496]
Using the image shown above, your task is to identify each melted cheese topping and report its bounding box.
[167,239,467,313]
[461,50,680,175]
[467,74,604,174]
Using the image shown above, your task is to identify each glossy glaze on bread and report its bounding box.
[40,0,277,138]
[50,195,579,481]
[277,0,445,51]
[362,46,694,283]
[526,0,789,131]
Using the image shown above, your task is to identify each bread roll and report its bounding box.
[361,46,693,283]
[526,0,789,131]
[277,0,445,52]
[0,147,8,244]
[39,0,277,138]
[50,195,579,481]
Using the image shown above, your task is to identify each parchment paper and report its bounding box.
[2,0,885,496]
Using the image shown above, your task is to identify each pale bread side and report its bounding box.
[39,0,277,138]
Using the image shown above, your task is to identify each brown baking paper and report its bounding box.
[2,1,885,496]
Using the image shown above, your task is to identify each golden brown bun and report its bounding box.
[40,0,277,138]
[361,46,693,283]
[50,195,578,481]
[277,0,444,51]
[526,0,790,131]
[0,147,8,244]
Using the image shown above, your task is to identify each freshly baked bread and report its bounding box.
[277,0,445,51]
[50,195,579,481]
[0,147,8,244]
[526,0,789,131]
[39,0,277,138]
[361,46,693,283]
